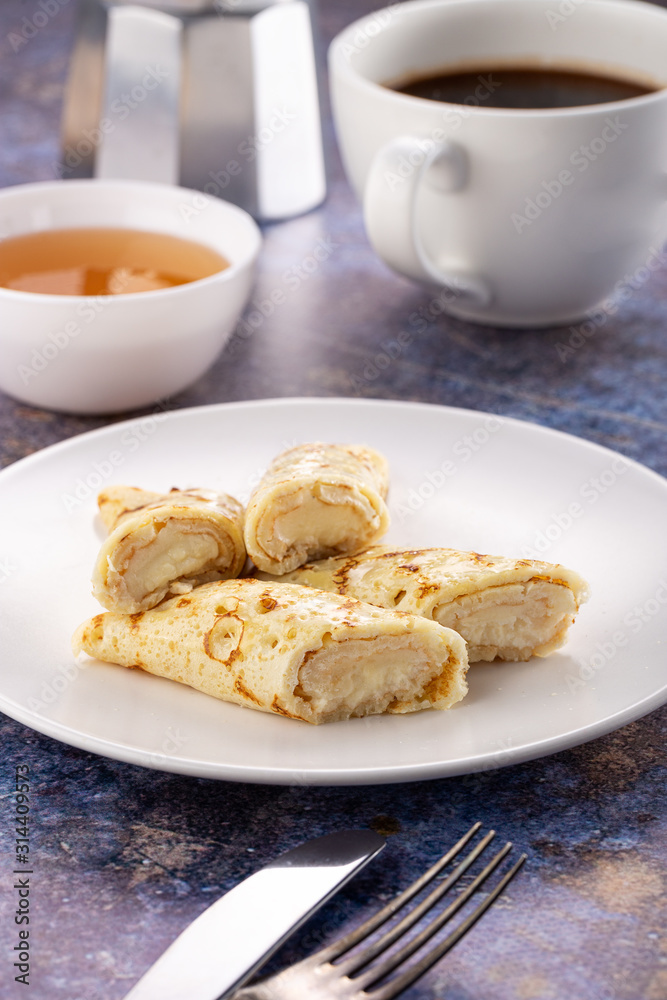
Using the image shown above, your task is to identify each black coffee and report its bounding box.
[393,65,655,109]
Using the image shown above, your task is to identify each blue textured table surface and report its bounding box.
[1,2,666,999]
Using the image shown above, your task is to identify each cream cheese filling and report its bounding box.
[434,580,576,661]
[110,519,222,603]
[295,635,442,723]
[256,484,378,569]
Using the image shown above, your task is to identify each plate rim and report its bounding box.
[3,395,667,491]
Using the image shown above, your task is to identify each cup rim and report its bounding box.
[329,0,667,119]
[0,178,262,305]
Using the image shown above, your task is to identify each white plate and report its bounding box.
[1,398,666,785]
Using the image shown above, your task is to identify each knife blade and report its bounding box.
[122,828,385,1000]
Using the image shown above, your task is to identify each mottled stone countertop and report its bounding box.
[1,1,666,999]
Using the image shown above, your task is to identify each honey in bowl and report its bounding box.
[0,227,230,296]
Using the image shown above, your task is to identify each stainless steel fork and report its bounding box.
[233,822,526,1000]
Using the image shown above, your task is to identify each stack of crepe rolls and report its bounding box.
[72,578,469,724]
[92,485,246,614]
[257,546,590,663]
[244,443,390,574]
[74,442,590,725]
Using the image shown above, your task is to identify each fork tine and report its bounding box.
[315,822,482,965]
[368,851,527,1000]
[352,840,513,990]
[334,829,499,978]
[354,841,517,992]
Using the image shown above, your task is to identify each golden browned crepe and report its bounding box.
[72,578,468,724]
[244,443,390,575]
[257,546,590,662]
[98,485,172,532]
[92,485,246,614]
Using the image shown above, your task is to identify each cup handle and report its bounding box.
[363,136,491,307]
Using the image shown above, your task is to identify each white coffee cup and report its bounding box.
[0,179,261,414]
[329,0,667,326]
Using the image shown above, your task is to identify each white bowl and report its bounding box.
[0,179,261,414]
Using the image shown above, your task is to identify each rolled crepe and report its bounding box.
[258,546,590,663]
[72,578,469,724]
[244,443,390,574]
[92,485,246,614]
